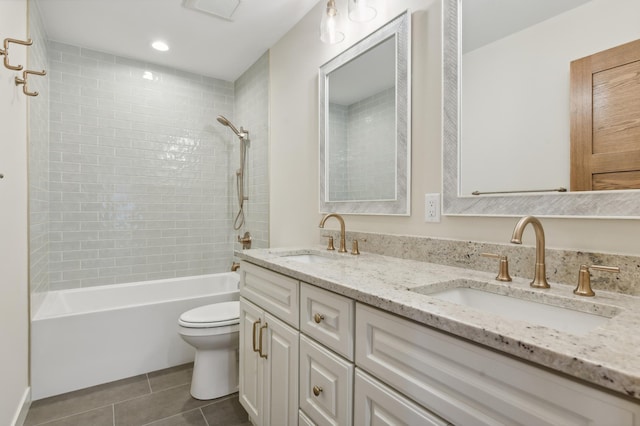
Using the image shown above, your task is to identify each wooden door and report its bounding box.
[570,38,640,191]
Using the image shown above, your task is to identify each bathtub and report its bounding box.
[31,272,239,400]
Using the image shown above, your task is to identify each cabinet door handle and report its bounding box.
[313,385,323,396]
[313,313,325,324]
[252,319,261,353]
[258,323,268,359]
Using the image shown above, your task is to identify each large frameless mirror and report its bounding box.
[443,0,640,217]
[319,11,410,215]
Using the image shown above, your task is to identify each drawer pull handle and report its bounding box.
[313,313,325,324]
[312,385,323,396]
[258,323,268,359]
[251,319,261,353]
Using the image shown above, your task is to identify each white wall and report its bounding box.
[269,0,640,256]
[0,0,30,423]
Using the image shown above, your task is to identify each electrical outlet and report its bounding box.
[425,193,441,223]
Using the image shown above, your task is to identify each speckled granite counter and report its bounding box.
[236,246,640,401]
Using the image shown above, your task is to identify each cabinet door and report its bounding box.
[263,312,299,426]
[239,298,263,425]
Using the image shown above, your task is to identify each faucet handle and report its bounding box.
[574,264,620,297]
[481,252,512,282]
[351,240,360,255]
[323,235,335,251]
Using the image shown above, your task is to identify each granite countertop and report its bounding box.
[236,246,640,401]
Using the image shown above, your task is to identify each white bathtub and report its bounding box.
[31,272,239,400]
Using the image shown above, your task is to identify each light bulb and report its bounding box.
[320,0,345,44]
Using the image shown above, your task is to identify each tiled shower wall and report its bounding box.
[233,52,269,249]
[28,2,50,299]
[27,4,269,295]
[47,41,238,290]
[327,87,395,201]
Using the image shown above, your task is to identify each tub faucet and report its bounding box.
[510,216,550,289]
[319,213,347,253]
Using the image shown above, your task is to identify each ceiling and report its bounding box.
[34,0,320,81]
[462,0,592,53]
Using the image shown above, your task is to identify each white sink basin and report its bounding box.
[413,281,612,336]
[283,254,333,264]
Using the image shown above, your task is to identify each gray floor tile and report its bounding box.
[25,375,150,426]
[148,363,193,393]
[143,408,207,426]
[201,395,249,426]
[114,383,210,426]
[27,405,114,426]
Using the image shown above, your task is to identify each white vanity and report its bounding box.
[237,248,640,425]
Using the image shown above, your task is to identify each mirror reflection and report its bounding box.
[319,12,410,215]
[459,0,640,195]
[442,0,640,218]
[327,37,396,202]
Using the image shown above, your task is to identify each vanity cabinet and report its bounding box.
[239,262,299,426]
[240,260,640,426]
[356,303,640,426]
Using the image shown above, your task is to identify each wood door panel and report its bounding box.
[571,38,640,191]
[593,60,640,153]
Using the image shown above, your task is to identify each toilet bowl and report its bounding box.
[178,301,240,400]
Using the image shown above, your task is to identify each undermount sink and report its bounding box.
[283,253,333,264]
[411,279,613,336]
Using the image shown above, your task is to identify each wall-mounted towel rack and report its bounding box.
[472,187,567,196]
[0,37,32,71]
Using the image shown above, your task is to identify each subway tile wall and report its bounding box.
[327,87,395,201]
[46,41,246,290]
[234,52,270,249]
[28,3,50,301]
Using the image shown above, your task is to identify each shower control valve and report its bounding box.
[238,231,252,249]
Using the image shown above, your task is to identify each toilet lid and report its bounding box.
[179,301,240,328]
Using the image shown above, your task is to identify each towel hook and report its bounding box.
[15,69,46,96]
[0,38,33,71]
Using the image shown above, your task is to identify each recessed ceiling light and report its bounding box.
[152,41,169,52]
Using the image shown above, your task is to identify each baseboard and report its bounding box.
[11,387,31,426]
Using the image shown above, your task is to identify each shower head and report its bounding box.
[217,115,248,139]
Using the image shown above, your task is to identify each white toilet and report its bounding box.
[178,301,240,400]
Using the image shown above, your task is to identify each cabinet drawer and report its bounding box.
[240,261,299,328]
[354,368,449,426]
[300,335,353,426]
[356,303,640,426]
[300,283,355,360]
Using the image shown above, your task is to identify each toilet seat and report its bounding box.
[179,301,239,328]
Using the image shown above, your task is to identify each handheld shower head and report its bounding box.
[217,115,247,139]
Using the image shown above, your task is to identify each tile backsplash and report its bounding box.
[320,231,640,296]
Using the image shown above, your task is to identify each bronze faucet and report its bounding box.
[510,216,550,289]
[319,213,347,253]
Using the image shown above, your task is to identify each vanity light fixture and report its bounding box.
[320,0,345,44]
[151,40,170,52]
[348,0,376,22]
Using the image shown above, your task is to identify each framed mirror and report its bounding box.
[319,11,410,215]
[443,0,640,217]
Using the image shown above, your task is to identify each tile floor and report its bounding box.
[24,363,251,426]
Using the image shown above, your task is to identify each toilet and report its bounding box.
[178,301,240,400]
